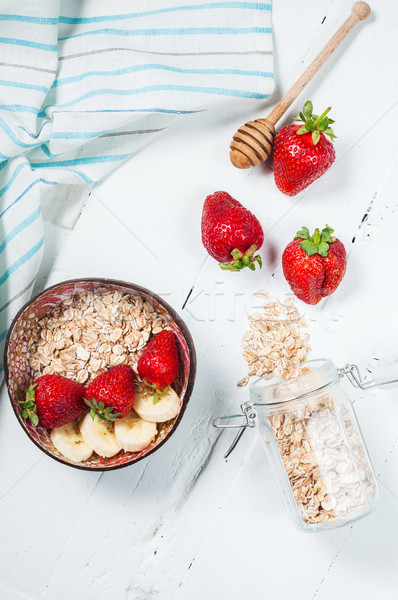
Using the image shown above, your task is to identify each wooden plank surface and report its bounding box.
[1,1,397,598]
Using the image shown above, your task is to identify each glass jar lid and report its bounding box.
[249,358,339,405]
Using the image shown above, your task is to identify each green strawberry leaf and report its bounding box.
[231,248,243,260]
[302,101,313,119]
[321,226,334,242]
[296,225,338,257]
[305,119,314,132]
[317,241,330,256]
[295,226,310,240]
[324,127,337,140]
[219,245,262,273]
[318,117,329,131]
[312,130,321,145]
[296,125,308,135]
[153,393,159,405]
[85,395,120,425]
[294,102,336,142]
[313,229,321,245]
[300,240,318,256]
[30,413,39,427]
[19,386,40,427]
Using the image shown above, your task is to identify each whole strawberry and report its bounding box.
[85,364,135,423]
[282,225,347,305]
[20,375,86,429]
[137,330,179,396]
[201,191,264,271]
[273,101,336,196]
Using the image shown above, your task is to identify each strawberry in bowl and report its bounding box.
[19,374,86,429]
[85,364,136,422]
[135,330,181,423]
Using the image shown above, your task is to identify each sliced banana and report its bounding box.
[51,420,93,463]
[79,413,121,458]
[114,410,157,452]
[134,387,180,423]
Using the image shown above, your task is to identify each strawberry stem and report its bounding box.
[18,384,39,427]
[313,107,331,128]
[136,380,169,405]
[295,224,336,257]
[295,101,336,144]
[219,244,262,272]
[84,396,120,425]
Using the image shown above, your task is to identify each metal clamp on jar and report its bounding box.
[214,358,397,532]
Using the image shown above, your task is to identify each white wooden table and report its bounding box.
[1,1,398,598]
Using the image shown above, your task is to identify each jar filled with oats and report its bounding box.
[250,359,378,531]
[214,358,386,531]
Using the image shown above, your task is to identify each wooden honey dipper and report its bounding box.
[230,1,371,169]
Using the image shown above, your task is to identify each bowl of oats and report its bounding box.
[4,278,196,471]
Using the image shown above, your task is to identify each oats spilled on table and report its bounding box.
[239,290,311,385]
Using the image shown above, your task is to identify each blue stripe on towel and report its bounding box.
[31,154,131,168]
[51,64,273,88]
[0,179,56,219]
[58,3,272,23]
[0,162,29,197]
[0,118,43,149]
[0,79,48,93]
[0,207,42,255]
[0,37,57,51]
[0,104,39,114]
[0,236,45,286]
[0,14,58,24]
[40,85,268,115]
[38,107,202,117]
[58,27,272,41]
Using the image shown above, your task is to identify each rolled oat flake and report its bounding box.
[214,358,398,531]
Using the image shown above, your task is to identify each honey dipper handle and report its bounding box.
[267,2,371,125]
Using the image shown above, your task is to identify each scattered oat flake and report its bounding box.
[239,291,311,384]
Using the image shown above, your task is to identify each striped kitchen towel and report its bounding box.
[0,0,274,372]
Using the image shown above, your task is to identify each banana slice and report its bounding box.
[114,411,157,452]
[134,387,180,423]
[51,420,93,463]
[79,413,121,458]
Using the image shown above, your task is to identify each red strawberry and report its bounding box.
[273,102,336,196]
[85,365,135,423]
[282,225,347,305]
[137,330,179,392]
[201,191,264,271]
[20,375,86,429]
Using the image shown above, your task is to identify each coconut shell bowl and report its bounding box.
[4,278,196,471]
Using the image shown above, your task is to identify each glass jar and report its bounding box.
[215,359,381,532]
